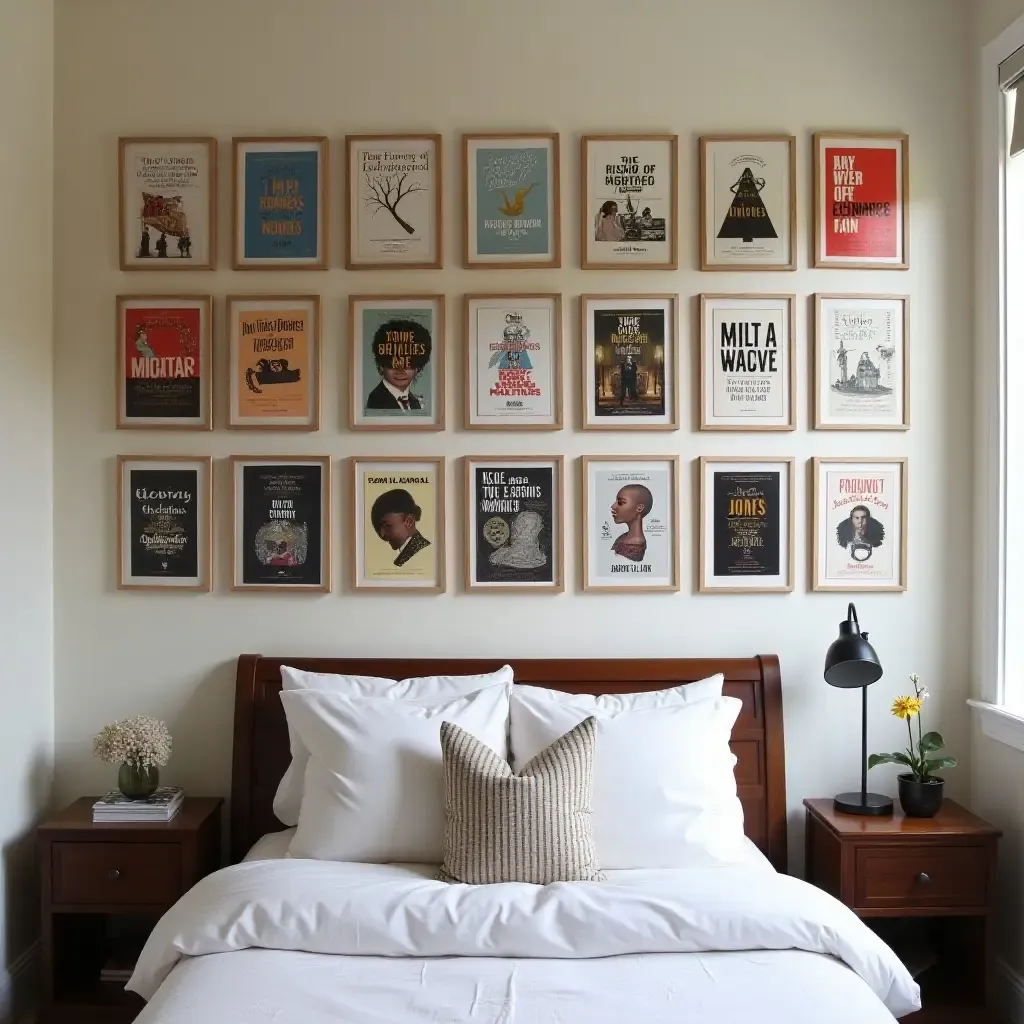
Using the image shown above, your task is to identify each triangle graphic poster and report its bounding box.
[718,167,778,243]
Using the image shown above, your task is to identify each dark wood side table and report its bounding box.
[37,797,222,1024]
[804,797,1002,1024]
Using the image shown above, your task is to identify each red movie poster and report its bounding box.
[823,145,898,260]
[123,306,202,421]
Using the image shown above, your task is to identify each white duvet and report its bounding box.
[129,859,920,1021]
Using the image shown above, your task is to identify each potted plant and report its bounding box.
[868,675,957,818]
[93,715,172,800]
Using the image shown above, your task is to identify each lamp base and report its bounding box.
[833,791,893,816]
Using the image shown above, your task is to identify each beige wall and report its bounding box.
[0,0,54,1013]
[977,0,1024,45]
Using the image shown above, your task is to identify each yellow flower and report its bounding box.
[891,696,923,719]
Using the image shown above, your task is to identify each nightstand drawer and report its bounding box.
[854,844,989,909]
[52,842,182,906]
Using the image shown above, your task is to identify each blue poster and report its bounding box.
[475,147,549,256]
[243,150,319,260]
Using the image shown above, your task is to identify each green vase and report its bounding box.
[118,762,159,800]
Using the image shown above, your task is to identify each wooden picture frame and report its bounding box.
[349,295,445,431]
[811,456,908,592]
[581,454,680,592]
[226,295,321,431]
[464,455,565,593]
[699,134,796,272]
[230,455,331,592]
[349,456,446,594]
[699,293,796,431]
[814,293,910,430]
[581,134,678,270]
[462,132,561,269]
[813,132,909,270]
[345,133,442,269]
[581,294,678,430]
[232,136,328,270]
[116,295,212,430]
[117,455,212,591]
[698,456,795,594]
[464,293,563,430]
[118,136,217,271]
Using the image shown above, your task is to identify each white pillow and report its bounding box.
[282,684,511,863]
[512,674,724,716]
[274,664,513,826]
[510,685,745,870]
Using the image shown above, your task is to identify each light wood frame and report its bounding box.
[463,293,563,430]
[348,295,446,431]
[581,454,681,593]
[226,295,321,431]
[116,294,213,430]
[813,293,910,430]
[581,293,679,431]
[698,456,795,594]
[811,456,908,593]
[345,133,443,270]
[348,455,446,594]
[699,293,796,431]
[461,132,561,269]
[580,133,678,270]
[116,454,212,592]
[813,131,910,270]
[463,455,565,593]
[230,455,332,593]
[232,136,329,270]
[118,136,217,271]
[698,134,797,272]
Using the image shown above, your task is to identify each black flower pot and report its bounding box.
[897,774,944,818]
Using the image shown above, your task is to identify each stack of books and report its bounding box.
[92,787,184,822]
[99,944,138,985]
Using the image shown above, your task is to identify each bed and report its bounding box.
[127,653,920,1023]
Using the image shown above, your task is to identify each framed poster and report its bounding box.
[349,295,444,431]
[582,294,677,430]
[812,457,907,592]
[230,456,330,592]
[346,134,442,269]
[350,456,445,593]
[698,456,794,593]
[699,135,796,271]
[464,293,562,430]
[116,295,211,430]
[117,455,212,591]
[227,296,320,430]
[232,137,328,270]
[118,137,216,270]
[699,294,795,431]
[462,133,560,268]
[581,134,678,269]
[465,456,564,592]
[814,294,909,430]
[813,132,909,269]
[582,455,679,592]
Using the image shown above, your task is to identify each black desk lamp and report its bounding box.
[824,603,893,816]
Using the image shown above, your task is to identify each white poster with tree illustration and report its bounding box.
[346,135,441,269]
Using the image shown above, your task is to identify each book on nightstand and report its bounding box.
[92,786,184,822]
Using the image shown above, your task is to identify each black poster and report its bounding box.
[593,309,666,417]
[712,471,780,578]
[474,465,554,584]
[241,464,323,585]
[129,469,199,579]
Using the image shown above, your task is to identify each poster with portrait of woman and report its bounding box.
[582,455,679,592]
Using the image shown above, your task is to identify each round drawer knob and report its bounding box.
[107,869,121,881]
[917,872,932,885]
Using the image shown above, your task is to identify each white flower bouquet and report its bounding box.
[93,715,172,770]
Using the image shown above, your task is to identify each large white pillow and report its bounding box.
[282,684,511,863]
[510,684,745,870]
[274,664,513,825]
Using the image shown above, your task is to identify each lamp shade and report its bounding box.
[824,603,882,690]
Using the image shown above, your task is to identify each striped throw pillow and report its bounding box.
[438,716,604,884]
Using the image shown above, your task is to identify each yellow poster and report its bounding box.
[236,309,310,421]
[362,468,437,581]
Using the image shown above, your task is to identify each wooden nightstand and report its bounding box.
[804,798,1002,1024]
[37,797,222,1024]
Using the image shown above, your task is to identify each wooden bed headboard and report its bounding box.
[231,654,787,871]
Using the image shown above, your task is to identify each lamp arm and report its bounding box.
[848,602,859,629]
[861,684,868,802]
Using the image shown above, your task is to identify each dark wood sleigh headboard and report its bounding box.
[231,654,787,871]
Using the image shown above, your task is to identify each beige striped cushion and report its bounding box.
[438,716,604,884]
